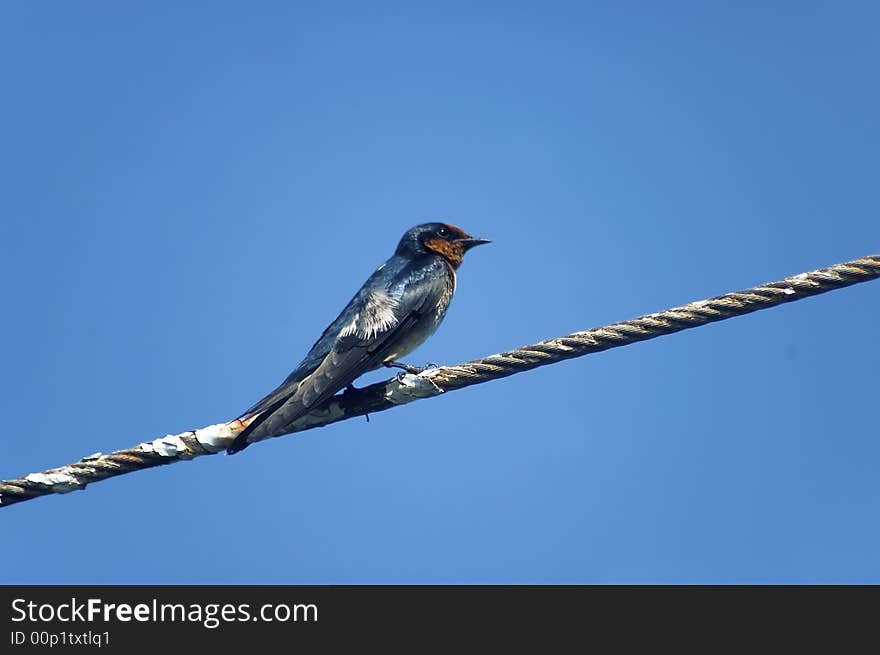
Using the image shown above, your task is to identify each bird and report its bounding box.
[226,222,490,454]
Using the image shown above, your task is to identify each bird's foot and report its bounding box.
[384,360,428,375]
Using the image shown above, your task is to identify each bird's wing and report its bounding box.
[236,261,398,420]
[227,259,450,453]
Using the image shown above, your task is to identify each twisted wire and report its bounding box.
[2,254,877,508]
[428,255,880,390]
[0,433,219,507]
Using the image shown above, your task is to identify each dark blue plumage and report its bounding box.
[227,222,489,454]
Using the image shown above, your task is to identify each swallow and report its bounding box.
[227,222,490,454]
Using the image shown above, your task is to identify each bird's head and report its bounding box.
[396,222,490,268]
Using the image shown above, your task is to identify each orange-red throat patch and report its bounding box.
[425,237,464,268]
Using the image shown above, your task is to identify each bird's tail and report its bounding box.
[226,396,290,455]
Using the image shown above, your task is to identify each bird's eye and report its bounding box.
[438,226,450,237]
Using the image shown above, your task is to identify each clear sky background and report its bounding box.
[2,2,878,583]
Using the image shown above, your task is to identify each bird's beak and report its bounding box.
[457,237,491,251]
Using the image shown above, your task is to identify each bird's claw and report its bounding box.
[384,361,427,375]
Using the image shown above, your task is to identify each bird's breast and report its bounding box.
[382,265,456,363]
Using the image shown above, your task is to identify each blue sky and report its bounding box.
[2,2,878,583]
